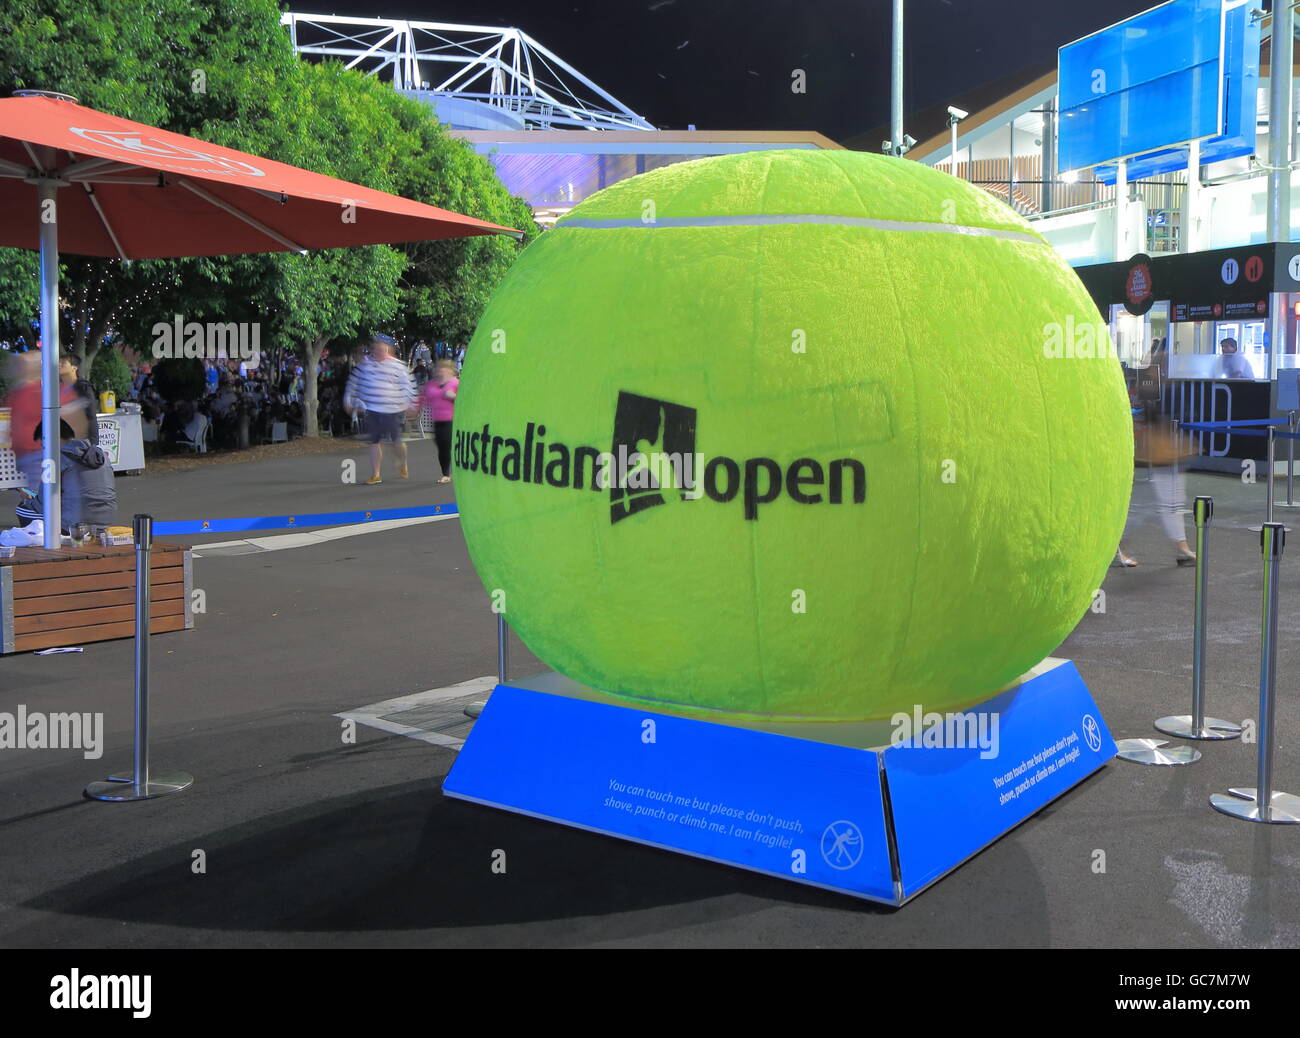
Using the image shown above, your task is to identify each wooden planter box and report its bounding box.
[0,543,193,654]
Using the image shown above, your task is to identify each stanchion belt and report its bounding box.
[1178,418,1290,429]
[153,503,458,536]
[1180,426,1270,437]
[1178,419,1290,439]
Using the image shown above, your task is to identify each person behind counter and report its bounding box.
[1218,337,1255,380]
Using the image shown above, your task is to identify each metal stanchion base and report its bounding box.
[1114,738,1202,766]
[1153,715,1243,740]
[1273,501,1300,509]
[84,773,193,802]
[463,700,487,719]
[1248,523,1292,532]
[1209,788,1300,824]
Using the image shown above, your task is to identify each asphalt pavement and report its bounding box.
[1,444,1298,947]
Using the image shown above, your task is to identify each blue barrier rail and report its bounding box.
[1178,418,1290,429]
[1178,419,1300,442]
[154,503,458,537]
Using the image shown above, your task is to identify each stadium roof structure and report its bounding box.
[281,12,654,132]
[280,12,841,223]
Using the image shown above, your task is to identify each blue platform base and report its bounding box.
[442,658,1116,905]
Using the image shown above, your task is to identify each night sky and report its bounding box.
[315,0,1159,140]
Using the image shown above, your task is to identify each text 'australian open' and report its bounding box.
[454,416,866,523]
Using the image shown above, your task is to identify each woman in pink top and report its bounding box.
[422,360,459,483]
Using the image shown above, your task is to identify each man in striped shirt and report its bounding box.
[344,333,418,484]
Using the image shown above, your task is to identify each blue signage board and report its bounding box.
[1059,0,1257,176]
[1091,2,1260,184]
[444,683,898,901]
[1277,368,1300,412]
[443,660,1116,905]
[884,662,1116,898]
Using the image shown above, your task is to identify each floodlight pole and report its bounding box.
[891,0,905,156]
[1185,138,1201,253]
[1267,0,1293,243]
[1115,158,1130,260]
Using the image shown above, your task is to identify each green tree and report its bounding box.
[0,250,38,343]
[268,246,406,437]
[88,343,132,400]
[2,0,213,368]
[381,92,537,344]
[150,357,205,404]
[1,0,535,436]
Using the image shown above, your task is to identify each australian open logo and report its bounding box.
[454,390,866,523]
[609,391,699,523]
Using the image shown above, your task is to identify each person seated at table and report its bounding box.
[160,398,196,446]
[15,419,117,534]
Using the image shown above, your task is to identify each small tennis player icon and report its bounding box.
[821,821,864,870]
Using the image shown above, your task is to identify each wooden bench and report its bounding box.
[0,543,193,653]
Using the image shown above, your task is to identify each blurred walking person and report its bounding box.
[343,333,417,485]
[1116,392,1194,568]
[422,359,458,484]
[3,349,79,495]
[60,352,99,444]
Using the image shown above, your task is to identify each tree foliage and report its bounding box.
[0,0,536,433]
[88,344,132,400]
[150,357,205,404]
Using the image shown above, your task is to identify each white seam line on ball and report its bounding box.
[558,214,1041,244]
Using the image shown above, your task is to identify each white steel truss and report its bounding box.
[281,12,654,131]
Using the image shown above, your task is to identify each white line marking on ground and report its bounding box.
[338,675,497,751]
[192,513,458,556]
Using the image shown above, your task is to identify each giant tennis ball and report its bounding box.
[455,149,1131,721]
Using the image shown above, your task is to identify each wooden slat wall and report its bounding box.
[15,615,187,653]
[952,154,1186,224]
[14,582,185,616]
[14,598,184,635]
[11,566,184,599]
[0,544,192,654]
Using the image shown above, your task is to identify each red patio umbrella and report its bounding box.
[0,89,521,546]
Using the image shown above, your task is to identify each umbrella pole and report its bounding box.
[37,180,62,551]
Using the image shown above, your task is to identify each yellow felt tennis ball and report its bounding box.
[454,149,1131,721]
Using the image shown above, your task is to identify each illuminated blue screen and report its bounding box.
[1059,0,1257,176]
